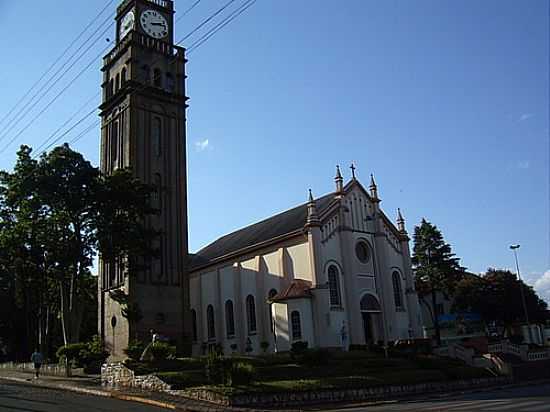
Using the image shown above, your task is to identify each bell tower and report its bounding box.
[98,0,190,358]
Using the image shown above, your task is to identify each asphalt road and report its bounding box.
[0,381,168,412]
[327,383,550,411]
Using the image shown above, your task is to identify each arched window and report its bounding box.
[109,79,114,97]
[246,295,257,334]
[121,67,127,84]
[360,293,382,312]
[141,65,151,84]
[111,120,119,169]
[191,309,198,342]
[291,311,302,341]
[207,305,215,341]
[153,68,162,88]
[154,173,162,210]
[267,289,278,333]
[392,271,404,309]
[328,265,341,306]
[225,300,235,337]
[165,72,175,92]
[115,73,120,92]
[152,117,161,156]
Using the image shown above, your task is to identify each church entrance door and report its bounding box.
[360,293,382,345]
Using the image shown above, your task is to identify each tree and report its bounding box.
[453,268,548,334]
[412,219,465,345]
[0,144,157,357]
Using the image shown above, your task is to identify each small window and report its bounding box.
[291,311,302,341]
[328,265,341,307]
[207,305,215,341]
[109,79,114,97]
[115,73,120,92]
[165,72,175,92]
[246,295,257,334]
[191,309,198,342]
[153,68,162,88]
[356,241,370,263]
[141,65,151,84]
[392,271,404,309]
[121,67,127,84]
[268,289,278,333]
[152,117,162,156]
[225,300,235,338]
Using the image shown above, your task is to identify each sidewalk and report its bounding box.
[0,369,266,412]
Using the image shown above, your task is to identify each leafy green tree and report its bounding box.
[0,144,157,356]
[453,268,548,333]
[412,219,465,345]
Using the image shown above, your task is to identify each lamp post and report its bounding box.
[509,244,533,343]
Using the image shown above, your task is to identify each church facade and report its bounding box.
[188,170,424,355]
[98,0,424,358]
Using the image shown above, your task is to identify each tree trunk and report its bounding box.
[431,289,442,346]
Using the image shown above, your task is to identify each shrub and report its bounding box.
[56,336,109,373]
[156,370,209,389]
[150,342,176,361]
[229,361,255,386]
[300,348,331,366]
[56,343,88,366]
[290,341,308,359]
[124,340,146,361]
[205,351,231,384]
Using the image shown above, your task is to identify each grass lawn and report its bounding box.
[134,350,493,395]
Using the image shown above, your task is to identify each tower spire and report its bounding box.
[369,174,379,200]
[397,208,406,233]
[306,189,320,227]
[335,165,344,194]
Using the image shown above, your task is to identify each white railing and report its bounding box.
[487,340,550,362]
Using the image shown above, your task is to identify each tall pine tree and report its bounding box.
[412,219,465,345]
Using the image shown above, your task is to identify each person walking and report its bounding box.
[30,350,44,379]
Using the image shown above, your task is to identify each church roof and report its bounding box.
[271,279,313,302]
[189,193,336,271]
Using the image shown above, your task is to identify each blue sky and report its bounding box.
[0,0,548,300]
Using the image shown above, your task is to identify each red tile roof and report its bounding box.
[271,279,313,302]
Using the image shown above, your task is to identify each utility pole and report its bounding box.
[510,245,533,344]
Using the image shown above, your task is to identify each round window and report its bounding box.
[356,242,370,263]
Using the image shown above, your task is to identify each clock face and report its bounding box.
[140,9,168,39]
[119,10,135,40]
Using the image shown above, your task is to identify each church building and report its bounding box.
[188,169,424,355]
[98,0,424,358]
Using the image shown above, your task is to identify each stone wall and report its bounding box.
[0,362,79,377]
[101,363,171,392]
[183,377,513,408]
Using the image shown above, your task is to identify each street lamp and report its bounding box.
[509,244,533,343]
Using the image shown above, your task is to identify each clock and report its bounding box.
[140,9,169,39]
[119,10,135,40]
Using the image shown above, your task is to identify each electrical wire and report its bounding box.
[0,0,116,130]
[0,17,115,146]
[187,0,256,54]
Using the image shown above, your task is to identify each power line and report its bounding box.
[0,0,116,130]
[179,0,238,43]
[0,18,114,147]
[187,0,257,54]
[69,120,101,146]
[33,92,101,155]
[26,0,257,157]
[176,0,203,22]
[0,40,113,155]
